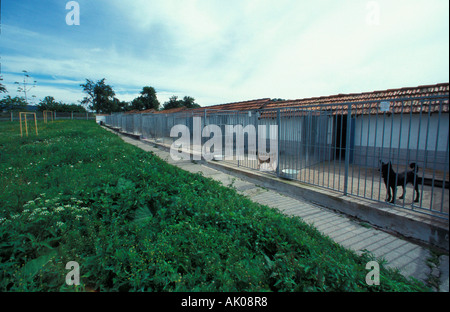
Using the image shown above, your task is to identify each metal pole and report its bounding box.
[344,102,352,196]
[277,108,281,177]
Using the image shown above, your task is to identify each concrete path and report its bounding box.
[109,129,449,292]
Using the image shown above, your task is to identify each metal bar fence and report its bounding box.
[0,111,97,121]
[104,95,449,220]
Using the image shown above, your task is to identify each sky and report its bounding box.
[0,0,449,108]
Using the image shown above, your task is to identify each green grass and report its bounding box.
[0,120,430,292]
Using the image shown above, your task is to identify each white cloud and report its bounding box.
[1,0,448,107]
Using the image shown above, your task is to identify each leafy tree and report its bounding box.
[129,86,160,111]
[162,95,200,110]
[0,96,27,111]
[37,96,58,111]
[182,96,200,109]
[0,75,7,94]
[129,97,145,111]
[139,86,160,110]
[162,96,182,110]
[111,98,129,112]
[80,79,95,108]
[37,96,87,112]
[80,78,117,113]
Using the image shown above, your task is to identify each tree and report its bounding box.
[0,95,27,112]
[162,95,200,110]
[182,96,200,109]
[0,75,7,94]
[139,86,160,110]
[80,79,95,108]
[37,96,87,112]
[162,96,182,110]
[130,97,145,111]
[80,78,117,113]
[130,86,160,111]
[37,96,58,111]
[110,98,129,112]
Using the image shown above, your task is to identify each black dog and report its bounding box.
[379,161,420,203]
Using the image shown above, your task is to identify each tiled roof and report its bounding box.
[152,107,188,114]
[198,98,272,112]
[124,108,156,115]
[123,83,448,117]
[262,83,449,115]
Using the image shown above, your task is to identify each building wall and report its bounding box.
[353,113,449,170]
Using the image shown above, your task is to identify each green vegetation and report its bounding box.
[37,96,87,113]
[0,121,430,292]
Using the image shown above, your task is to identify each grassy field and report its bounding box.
[0,120,430,292]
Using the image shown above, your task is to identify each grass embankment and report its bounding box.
[0,120,429,291]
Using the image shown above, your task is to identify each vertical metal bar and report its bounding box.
[338,108,344,191]
[307,111,312,184]
[378,107,388,202]
[430,99,443,212]
[385,103,396,204]
[356,108,365,197]
[420,101,433,209]
[404,100,414,205]
[395,101,405,207]
[344,102,352,196]
[289,109,293,176]
[364,104,372,199]
[327,110,331,189]
[413,100,424,210]
[440,131,449,215]
[332,109,339,190]
[277,109,281,177]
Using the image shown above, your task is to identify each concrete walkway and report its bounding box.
[106,128,449,292]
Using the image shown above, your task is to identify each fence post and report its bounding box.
[277,108,281,177]
[11,112,13,122]
[344,102,352,195]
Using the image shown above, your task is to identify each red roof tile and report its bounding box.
[262,83,449,116]
[124,108,156,115]
[198,98,272,112]
[152,107,188,114]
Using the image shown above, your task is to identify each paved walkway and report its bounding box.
[108,128,449,292]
